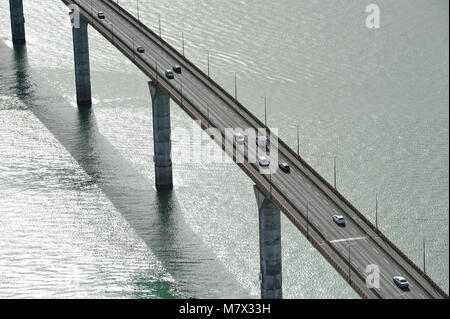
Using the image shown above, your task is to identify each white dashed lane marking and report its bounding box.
[329,237,366,244]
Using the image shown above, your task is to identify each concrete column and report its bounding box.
[72,17,92,107]
[149,82,173,190]
[9,0,26,44]
[253,185,282,299]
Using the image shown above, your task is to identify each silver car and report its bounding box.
[234,133,245,145]
[256,136,269,151]
[332,215,345,226]
[258,156,270,167]
[393,276,409,289]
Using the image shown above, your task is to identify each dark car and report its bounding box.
[173,66,182,74]
[165,70,175,79]
[136,46,145,53]
[97,11,105,19]
[279,162,290,173]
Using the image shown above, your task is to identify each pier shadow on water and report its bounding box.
[5,41,250,299]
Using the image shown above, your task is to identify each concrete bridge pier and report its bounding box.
[72,17,92,107]
[149,82,173,190]
[9,0,26,44]
[254,185,283,299]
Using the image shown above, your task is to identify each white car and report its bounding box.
[234,133,245,145]
[258,156,270,167]
[393,276,409,289]
[332,215,345,226]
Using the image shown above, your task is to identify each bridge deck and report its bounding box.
[62,0,448,299]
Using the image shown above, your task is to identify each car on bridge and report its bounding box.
[234,133,245,145]
[393,276,409,290]
[279,163,290,173]
[258,155,270,167]
[165,70,175,79]
[97,11,105,19]
[332,215,345,226]
[136,46,145,53]
[256,136,270,152]
[173,66,182,74]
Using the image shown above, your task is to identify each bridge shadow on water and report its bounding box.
[7,42,250,299]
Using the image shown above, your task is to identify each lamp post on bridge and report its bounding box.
[414,217,447,273]
[155,56,158,82]
[159,13,162,40]
[234,72,237,100]
[389,216,446,275]
[333,156,337,189]
[136,0,140,21]
[423,236,426,273]
[296,124,300,155]
[182,32,185,56]
[375,193,378,229]
[207,50,210,77]
[264,96,267,127]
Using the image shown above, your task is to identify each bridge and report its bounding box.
[7,0,448,299]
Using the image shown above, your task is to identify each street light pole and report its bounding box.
[333,156,337,189]
[423,236,426,273]
[155,56,158,82]
[207,50,210,77]
[414,217,448,274]
[375,193,378,229]
[137,0,140,21]
[182,32,185,56]
[264,96,267,127]
[158,14,161,39]
[297,124,300,155]
[234,72,237,99]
